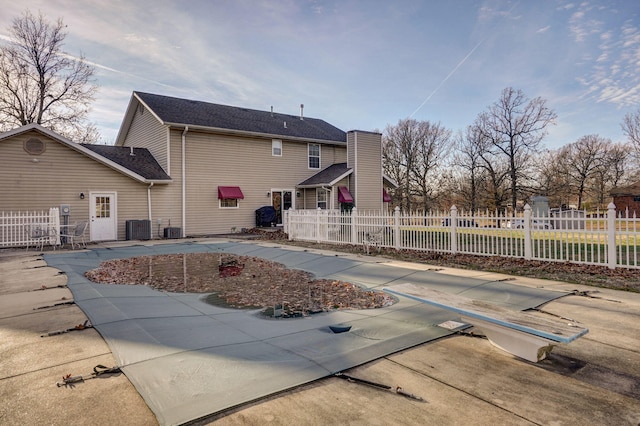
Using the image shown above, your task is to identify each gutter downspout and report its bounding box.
[147,182,154,237]
[182,126,189,238]
[353,132,358,209]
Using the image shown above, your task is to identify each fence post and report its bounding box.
[49,207,61,246]
[284,208,290,238]
[523,204,532,260]
[607,202,617,270]
[351,207,357,244]
[450,205,457,254]
[394,206,401,250]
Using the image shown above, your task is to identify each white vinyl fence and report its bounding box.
[285,203,640,270]
[0,208,61,248]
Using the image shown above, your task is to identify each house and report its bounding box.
[610,181,640,215]
[0,123,171,242]
[1,92,393,242]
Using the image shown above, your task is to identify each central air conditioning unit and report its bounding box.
[163,227,181,239]
[125,220,151,240]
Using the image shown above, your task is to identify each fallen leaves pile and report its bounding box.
[268,238,640,293]
[85,252,395,317]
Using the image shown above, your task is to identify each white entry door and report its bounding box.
[90,192,117,241]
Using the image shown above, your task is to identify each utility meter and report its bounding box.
[60,204,71,216]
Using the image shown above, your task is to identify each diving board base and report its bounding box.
[460,315,556,362]
[383,283,588,363]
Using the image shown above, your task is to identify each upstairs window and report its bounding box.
[317,188,327,209]
[272,139,282,156]
[308,143,320,169]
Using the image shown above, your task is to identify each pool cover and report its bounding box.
[45,241,568,425]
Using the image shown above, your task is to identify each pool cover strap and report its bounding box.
[57,365,122,387]
[335,373,425,401]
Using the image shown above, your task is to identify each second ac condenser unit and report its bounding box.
[125,220,151,240]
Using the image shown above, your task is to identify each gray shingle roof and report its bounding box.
[82,145,171,181]
[135,92,346,143]
[298,163,352,187]
[610,180,640,196]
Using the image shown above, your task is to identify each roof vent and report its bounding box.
[24,137,45,155]
[129,146,135,156]
[284,121,287,129]
[271,106,274,117]
[300,104,304,120]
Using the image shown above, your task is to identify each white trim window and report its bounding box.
[219,198,239,209]
[218,186,244,209]
[272,139,282,156]
[308,143,320,169]
[317,188,327,209]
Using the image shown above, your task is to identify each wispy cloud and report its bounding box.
[568,4,640,107]
[1,0,636,147]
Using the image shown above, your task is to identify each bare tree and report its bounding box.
[622,109,640,158]
[532,148,571,208]
[452,126,484,212]
[590,141,631,207]
[478,148,511,211]
[408,120,452,211]
[559,135,610,209]
[382,118,452,212]
[383,119,418,211]
[0,9,98,142]
[475,87,557,211]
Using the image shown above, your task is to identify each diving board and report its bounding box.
[384,283,589,362]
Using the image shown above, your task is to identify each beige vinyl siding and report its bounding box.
[177,130,346,235]
[148,129,186,233]
[347,132,357,203]
[349,131,383,211]
[347,133,356,170]
[326,143,347,165]
[1,130,150,240]
[299,189,316,210]
[122,103,168,171]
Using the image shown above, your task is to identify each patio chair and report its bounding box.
[25,223,55,252]
[60,221,88,250]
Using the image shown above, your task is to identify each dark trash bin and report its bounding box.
[255,206,277,227]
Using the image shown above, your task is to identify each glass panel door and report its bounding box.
[271,190,293,225]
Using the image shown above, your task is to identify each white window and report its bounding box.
[217,186,244,209]
[317,188,327,209]
[272,139,282,156]
[219,198,239,208]
[308,143,320,169]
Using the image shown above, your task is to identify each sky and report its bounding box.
[0,0,638,148]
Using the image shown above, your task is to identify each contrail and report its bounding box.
[57,53,180,89]
[1,32,178,90]
[410,1,520,118]
[410,38,484,118]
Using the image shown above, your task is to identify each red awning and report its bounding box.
[218,186,244,200]
[338,186,353,203]
[383,188,391,202]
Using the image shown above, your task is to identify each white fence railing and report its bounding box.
[285,203,639,270]
[0,208,61,248]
